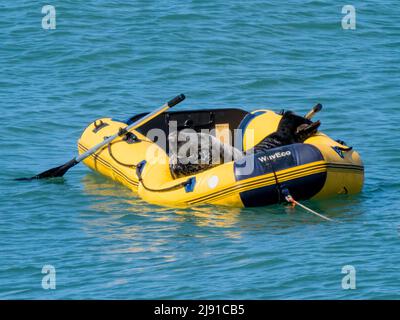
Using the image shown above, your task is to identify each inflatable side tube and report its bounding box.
[234,143,326,207]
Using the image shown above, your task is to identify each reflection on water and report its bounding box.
[81,172,244,229]
[80,171,364,236]
[79,171,371,285]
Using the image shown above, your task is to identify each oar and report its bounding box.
[305,103,322,120]
[16,94,186,181]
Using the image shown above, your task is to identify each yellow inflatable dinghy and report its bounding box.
[78,108,364,207]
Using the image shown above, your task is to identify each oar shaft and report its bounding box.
[75,94,185,164]
[75,102,169,163]
[16,94,185,181]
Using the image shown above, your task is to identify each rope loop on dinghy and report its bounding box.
[261,149,283,203]
[107,137,153,168]
[108,141,138,168]
[136,161,196,193]
[107,137,196,193]
[269,160,282,203]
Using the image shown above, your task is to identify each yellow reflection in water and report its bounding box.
[81,172,244,231]
[80,172,362,246]
[80,173,245,263]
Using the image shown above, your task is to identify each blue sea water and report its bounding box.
[1,0,399,299]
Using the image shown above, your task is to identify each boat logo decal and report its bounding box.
[207,175,219,189]
[258,151,291,163]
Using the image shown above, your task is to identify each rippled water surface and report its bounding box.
[1,1,399,299]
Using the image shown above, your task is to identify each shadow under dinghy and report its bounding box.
[78,107,364,208]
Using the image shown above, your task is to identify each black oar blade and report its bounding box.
[15,158,78,181]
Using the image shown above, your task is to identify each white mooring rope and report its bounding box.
[285,195,337,222]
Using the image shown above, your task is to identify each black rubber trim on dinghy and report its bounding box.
[239,171,327,207]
